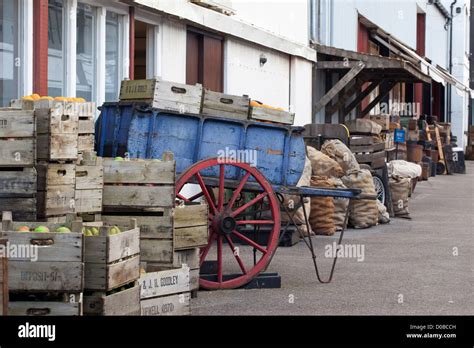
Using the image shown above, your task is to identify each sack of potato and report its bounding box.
[376,200,390,224]
[389,175,411,219]
[327,177,350,231]
[306,146,344,178]
[321,139,360,174]
[342,169,378,229]
[309,176,336,236]
[281,156,312,236]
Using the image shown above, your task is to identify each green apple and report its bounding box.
[34,226,50,233]
[114,156,124,161]
[91,227,99,236]
[84,229,93,237]
[56,226,71,233]
[108,226,121,236]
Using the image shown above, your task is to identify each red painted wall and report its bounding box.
[414,13,426,117]
[33,0,48,96]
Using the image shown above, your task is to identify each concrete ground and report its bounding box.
[191,162,474,315]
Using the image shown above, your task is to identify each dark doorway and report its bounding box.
[186,28,223,92]
[134,20,147,80]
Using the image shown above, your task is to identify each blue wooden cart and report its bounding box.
[96,102,368,289]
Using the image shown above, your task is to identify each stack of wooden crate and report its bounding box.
[31,101,79,222]
[77,104,96,155]
[82,220,141,315]
[139,265,191,316]
[0,107,37,221]
[1,212,84,315]
[100,158,208,297]
[350,135,386,169]
[0,238,7,315]
[74,151,103,217]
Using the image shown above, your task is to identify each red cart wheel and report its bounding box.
[176,158,280,290]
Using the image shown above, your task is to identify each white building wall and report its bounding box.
[160,19,187,83]
[448,0,470,148]
[290,57,313,126]
[230,0,309,45]
[225,38,291,110]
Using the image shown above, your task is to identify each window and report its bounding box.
[47,0,64,97]
[105,11,121,101]
[76,2,96,102]
[0,0,20,106]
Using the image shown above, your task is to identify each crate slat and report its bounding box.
[75,162,103,190]
[201,90,249,120]
[102,185,174,209]
[0,167,37,197]
[83,283,140,315]
[8,261,84,292]
[250,106,294,125]
[37,185,75,217]
[102,212,173,239]
[0,139,35,167]
[139,266,190,299]
[103,159,175,184]
[85,255,140,291]
[140,239,173,263]
[0,198,37,221]
[78,134,95,153]
[8,301,81,316]
[140,292,191,316]
[35,107,79,135]
[0,110,35,138]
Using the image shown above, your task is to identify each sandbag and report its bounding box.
[328,177,350,231]
[342,169,378,229]
[376,200,390,224]
[321,139,360,174]
[306,146,344,178]
[388,160,422,179]
[281,156,312,236]
[309,176,336,235]
[345,118,382,135]
[389,175,411,218]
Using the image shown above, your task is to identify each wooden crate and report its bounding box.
[20,100,95,117]
[8,292,82,316]
[0,167,37,222]
[350,135,386,169]
[75,156,103,214]
[120,79,203,114]
[0,213,84,292]
[36,134,78,162]
[83,283,140,316]
[102,209,173,239]
[369,114,390,131]
[174,204,208,250]
[35,162,76,219]
[0,109,35,167]
[201,90,249,120]
[37,185,76,218]
[141,292,191,316]
[139,266,190,300]
[102,158,175,211]
[145,248,200,292]
[249,105,294,125]
[0,238,7,315]
[84,220,140,291]
[78,134,95,154]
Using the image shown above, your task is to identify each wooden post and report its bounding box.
[129,6,135,80]
[33,0,49,96]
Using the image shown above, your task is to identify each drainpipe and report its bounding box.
[448,0,458,123]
